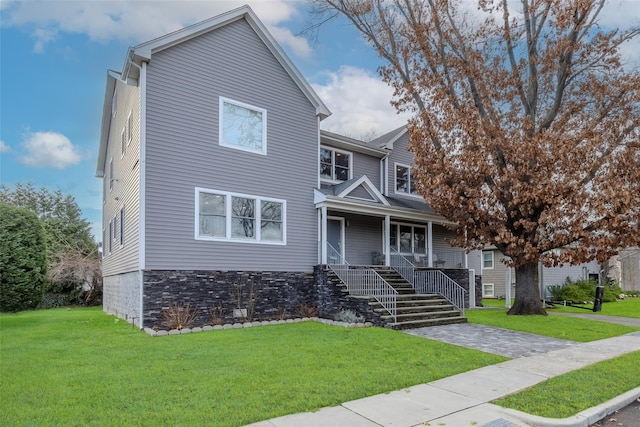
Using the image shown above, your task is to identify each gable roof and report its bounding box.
[97,5,331,177]
[370,125,408,149]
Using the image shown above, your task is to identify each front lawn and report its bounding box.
[494,350,640,418]
[0,307,506,427]
[467,306,639,341]
[548,297,640,318]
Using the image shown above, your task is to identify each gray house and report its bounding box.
[97,6,478,329]
[481,247,600,300]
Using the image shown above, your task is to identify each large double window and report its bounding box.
[219,97,267,155]
[196,188,285,244]
[390,222,426,254]
[395,163,419,196]
[320,147,351,182]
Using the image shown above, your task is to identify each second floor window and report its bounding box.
[219,97,267,155]
[320,147,351,182]
[482,251,494,269]
[395,164,419,195]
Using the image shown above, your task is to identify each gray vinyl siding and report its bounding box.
[346,185,376,201]
[102,79,141,277]
[352,151,381,190]
[144,19,318,271]
[541,260,600,287]
[386,131,420,200]
[341,213,383,265]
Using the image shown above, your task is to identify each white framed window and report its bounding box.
[219,97,267,155]
[108,158,114,191]
[112,89,117,117]
[127,111,133,145]
[121,128,126,157]
[482,251,494,269]
[108,220,113,254]
[196,188,285,244]
[320,146,352,182]
[395,163,419,196]
[483,283,495,297]
[390,222,426,254]
[119,207,125,247]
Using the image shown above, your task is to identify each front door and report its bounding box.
[327,217,345,264]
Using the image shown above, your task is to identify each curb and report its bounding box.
[496,387,640,427]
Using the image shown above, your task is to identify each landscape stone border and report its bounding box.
[143,317,374,337]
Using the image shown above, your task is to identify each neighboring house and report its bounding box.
[608,248,640,292]
[97,6,478,329]
[481,247,600,299]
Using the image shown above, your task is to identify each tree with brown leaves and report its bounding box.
[316,0,640,314]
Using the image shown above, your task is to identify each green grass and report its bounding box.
[467,306,639,342]
[548,297,640,318]
[494,351,640,418]
[0,307,507,427]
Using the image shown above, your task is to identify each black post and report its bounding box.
[593,286,604,312]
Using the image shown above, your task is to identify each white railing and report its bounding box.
[390,248,415,283]
[414,269,468,315]
[327,244,397,322]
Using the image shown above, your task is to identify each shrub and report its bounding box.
[0,203,47,312]
[549,278,623,304]
[334,309,364,323]
[297,303,318,318]
[162,302,198,330]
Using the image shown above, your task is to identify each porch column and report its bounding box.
[384,215,391,266]
[320,206,328,264]
[427,221,433,267]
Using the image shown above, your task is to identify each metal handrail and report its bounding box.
[327,243,397,322]
[390,249,467,314]
[414,269,468,315]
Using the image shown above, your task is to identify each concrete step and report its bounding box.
[386,316,468,329]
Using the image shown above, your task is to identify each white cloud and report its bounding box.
[19,131,82,169]
[312,66,411,140]
[1,0,309,58]
[0,140,10,153]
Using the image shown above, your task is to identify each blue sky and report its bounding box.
[1,0,638,240]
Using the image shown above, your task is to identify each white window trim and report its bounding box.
[119,206,125,248]
[107,220,113,255]
[127,111,133,145]
[320,146,353,184]
[195,187,286,245]
[483,283,495,298]
[219,97,267,155]
[121,128,126,158]
[393,162,421,198]
[389,221,427,254]
[482,251,494,270]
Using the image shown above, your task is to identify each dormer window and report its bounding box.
[395,163,419,196]
[320,147,352,182]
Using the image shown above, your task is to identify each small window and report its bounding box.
[119,207,125,247]
[483,283,495,297]
[112,90,117,117]
[127,112,133,145]
[121,129,126,157]
[219,97,267,155]
[482,251,494,269]
[395,163,419,195]
[196,188,285,244]
[108,220,113,254]
[320,147,352,182]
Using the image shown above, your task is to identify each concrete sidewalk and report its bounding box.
[246,329,640,427]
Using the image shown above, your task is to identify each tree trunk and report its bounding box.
[507,262,547,315]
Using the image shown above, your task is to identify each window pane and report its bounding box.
[400,225,412,252]
[396,166,409,193]
[334,152,349,168]
[232,197,255,239]
[320,163,333,179]
[222,101,263,151]
[320,148,333,179]
[261,201,282,221]
[199,192,226,237]
[483,252,493,268]
[335,166,349,181]
[261,221,282,241]
[390,225,398,250]
[410,170,418,194]
[414,227,426,253]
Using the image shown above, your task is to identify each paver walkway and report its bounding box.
[247,316,640,427]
